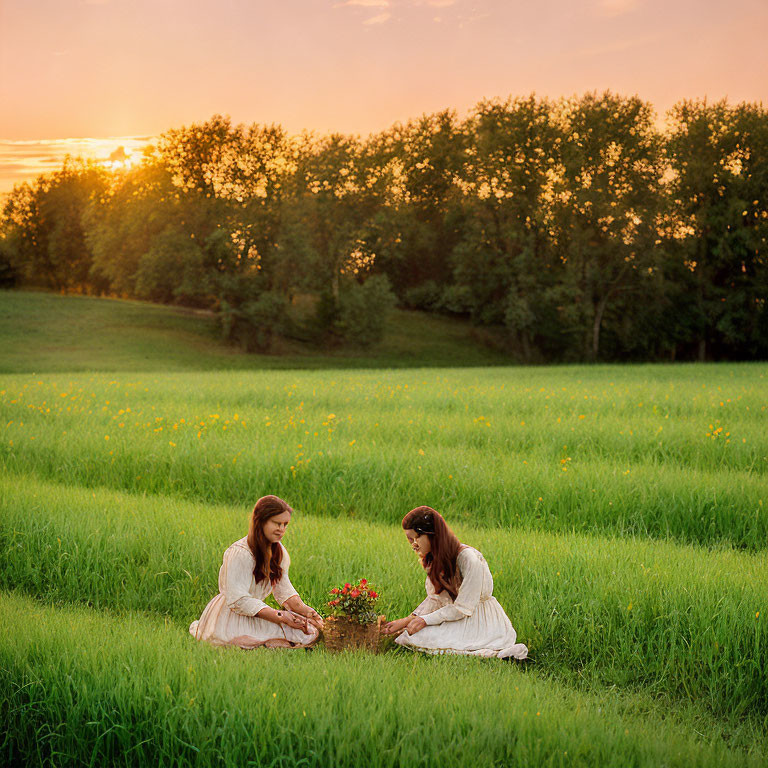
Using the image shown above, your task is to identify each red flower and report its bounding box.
[342,587,348,594]
[350,589,360,598]
[360,579,368,586]
[370,591,378,598]
[331,587,339,594]
[332,599,340,606]
[344,583,351,589]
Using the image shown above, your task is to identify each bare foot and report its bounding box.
[264,638,294,648]
[229,635,265,649]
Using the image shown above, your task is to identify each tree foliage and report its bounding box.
[2,94,766,360]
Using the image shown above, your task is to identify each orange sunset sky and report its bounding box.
[0,0,766,193]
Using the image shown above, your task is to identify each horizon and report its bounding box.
[2,0,766,193]
[0,90,763,196]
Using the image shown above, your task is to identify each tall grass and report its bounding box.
[2,351,767,764]
[2,365,766,547]
[2,474,765,726]
[1,593,763,768]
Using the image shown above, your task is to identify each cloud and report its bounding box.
[596,0,640,17]
[363,12,392,24]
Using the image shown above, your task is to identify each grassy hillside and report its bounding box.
[0,290,509,372]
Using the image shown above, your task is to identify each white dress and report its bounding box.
[189,537,319,649]
[395,546,528,659]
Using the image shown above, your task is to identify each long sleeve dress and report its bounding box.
[189,537,319,649]
[395,546,528,659]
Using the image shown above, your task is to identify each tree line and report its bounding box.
[1,92,766,360]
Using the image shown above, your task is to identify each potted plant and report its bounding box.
[322,578,383,652]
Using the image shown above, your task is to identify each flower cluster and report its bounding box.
[326,578,379,625]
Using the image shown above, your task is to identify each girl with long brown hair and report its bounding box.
[381,506,528,659]
[190,495,322,649]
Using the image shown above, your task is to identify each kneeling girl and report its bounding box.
[382,506,527,660]
[190,495,322,649]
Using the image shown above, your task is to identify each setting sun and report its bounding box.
[1,0,766,194]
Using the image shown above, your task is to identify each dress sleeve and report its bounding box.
[421,549,483,626]
[270,545,299,606]
[412,575,442,616]
[223,545,269,616]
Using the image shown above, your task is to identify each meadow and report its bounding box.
[1,291,767,767]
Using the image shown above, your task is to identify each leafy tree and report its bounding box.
[3,99,764,361]
[220,290,289,352]
[286,133,377,297]
[0,183,38,286]
[280,132,397,343]
[666,99,768,359]
[1,158,108,292]
[370,111,467,298]
[85,159,178,297]
[337,274,397,347]
[549,92,665,360]
[452,95,562,360]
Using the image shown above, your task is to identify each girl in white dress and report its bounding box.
[189,495,322,649]
[382,506,528,660]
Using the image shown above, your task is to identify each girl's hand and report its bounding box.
[304,608,324,630]
[279,611,309,633]
[405,616,427,635]
[381,617,411,635]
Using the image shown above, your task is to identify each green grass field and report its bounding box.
[1,291,767,767]
[0,289,509,372]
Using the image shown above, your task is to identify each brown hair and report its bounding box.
[247,495,293,585]
[402,506,463,600]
